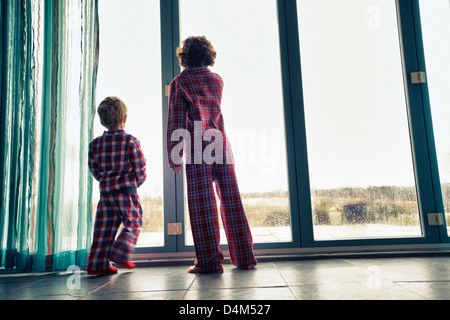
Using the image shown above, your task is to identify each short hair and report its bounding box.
[97,96,128,130]
[176,36,216,68]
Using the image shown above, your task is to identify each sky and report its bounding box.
[94,0,450,196]
[95,0,163,198]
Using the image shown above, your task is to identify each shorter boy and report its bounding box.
[86,96,146,275]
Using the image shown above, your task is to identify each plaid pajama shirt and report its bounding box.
[167,67,257,272]
[86,130,146,272]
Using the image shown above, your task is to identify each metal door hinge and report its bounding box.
[165,85,170,97]
[410,71,426,84]
[427,213,444,226]
[167,223,182,235]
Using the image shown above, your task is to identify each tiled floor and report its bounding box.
[1,256,450,300]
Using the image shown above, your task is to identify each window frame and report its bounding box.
[136,0,448,255]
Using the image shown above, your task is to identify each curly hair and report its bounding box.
[176,36,216,68]
[97,96,128,130]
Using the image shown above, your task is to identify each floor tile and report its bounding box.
[184,287,295,300]
[274,259,370,286]
[289,280,424,300]
[1,256,450,300]
[1,272,113,300]
[99,266,196,292]
[344,257,450,282]
[82,289,187,300]
[189,263,285,290]
[79,266,196,300]
[394,281,450,300]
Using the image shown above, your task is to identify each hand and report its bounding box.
[172,165,182,174]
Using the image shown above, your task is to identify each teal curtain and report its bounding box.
[0,0,99,272]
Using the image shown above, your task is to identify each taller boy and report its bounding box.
[167,36,257,273]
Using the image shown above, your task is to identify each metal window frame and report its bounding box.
[136,0,448,255]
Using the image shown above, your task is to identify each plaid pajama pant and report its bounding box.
[86,193,142,272]
[186,163,257,273]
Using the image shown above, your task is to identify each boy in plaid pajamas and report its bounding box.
[167,36,257,273]
[86,96,146,275]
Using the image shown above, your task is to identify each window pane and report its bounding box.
[179,0,292,244]
[96,0,163,247]
[297,0,422,239]
[419,0,450,232]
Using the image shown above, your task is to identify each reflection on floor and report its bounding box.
[1,255,450,300]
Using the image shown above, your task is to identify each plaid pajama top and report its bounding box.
[88,130,146,194]
[167,66,233,167]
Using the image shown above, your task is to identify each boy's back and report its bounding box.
[89,130,146,194]
[86,96,146,275]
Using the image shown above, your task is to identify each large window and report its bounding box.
[297,0,422,240]
[419,0,450,232]
[179,0,292,244]
[95,0,164,247]
[90,0,448,254]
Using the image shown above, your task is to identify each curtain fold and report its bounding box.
[0,0,99,272]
